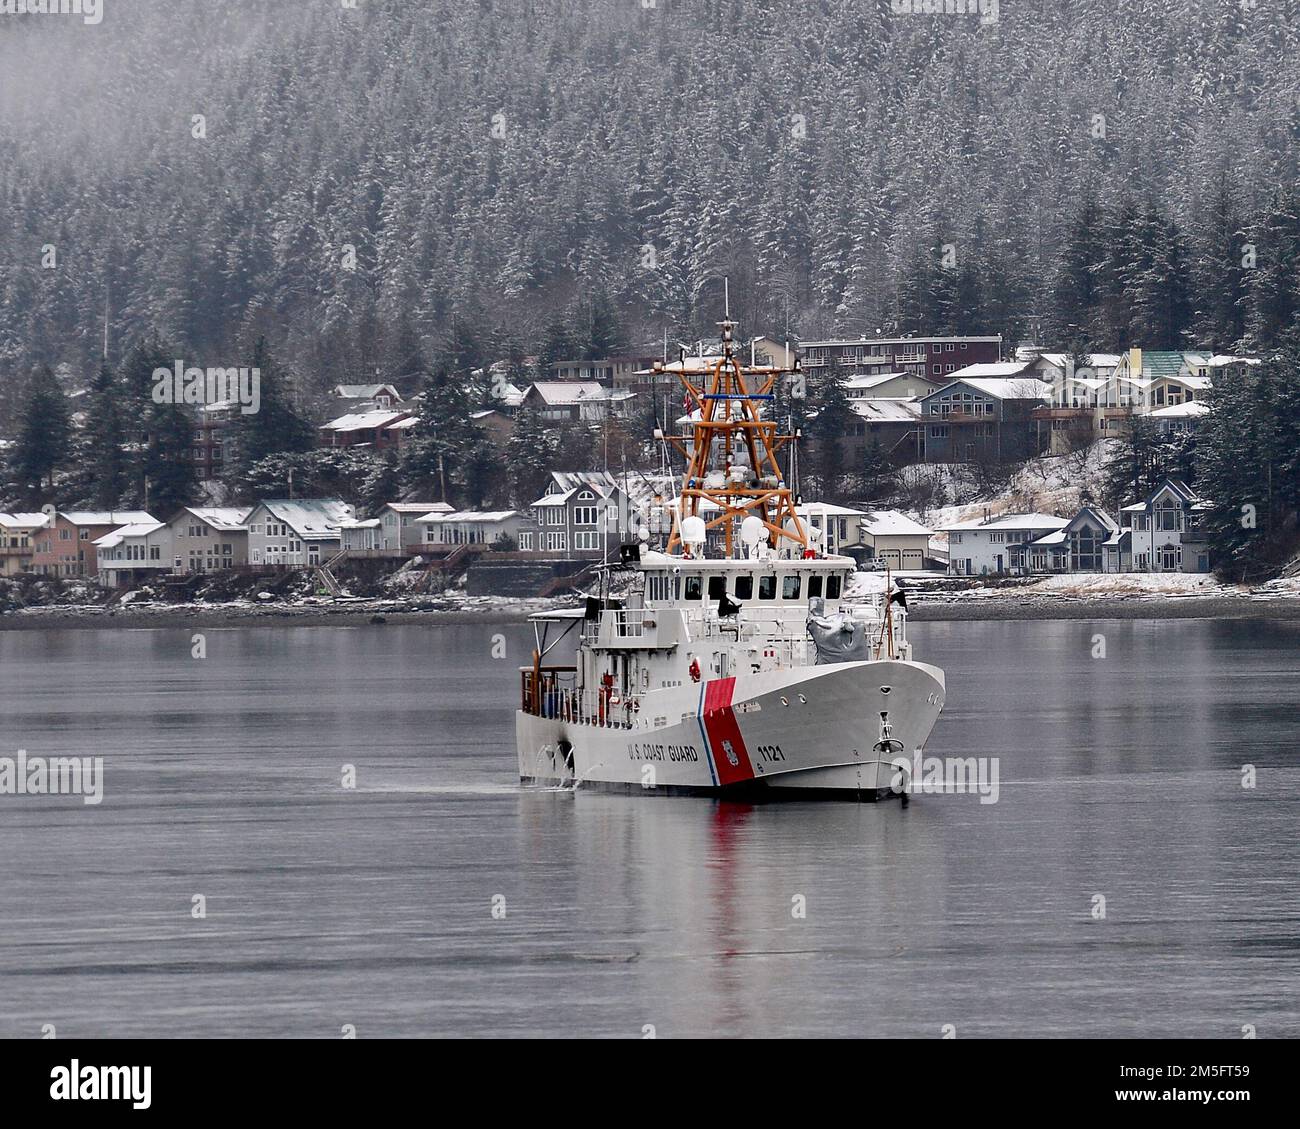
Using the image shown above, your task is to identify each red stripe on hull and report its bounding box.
[701,677,755,786]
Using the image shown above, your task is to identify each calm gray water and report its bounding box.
[0,617,1297,1038]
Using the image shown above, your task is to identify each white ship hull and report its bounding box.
[517,657,944,800]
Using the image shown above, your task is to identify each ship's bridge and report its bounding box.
[635,549,855,610]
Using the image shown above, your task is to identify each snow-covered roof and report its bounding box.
[0,511,50,529]
[332,384,402,400]
[1035,352,1121,370]
[958,376,1052,400]
[1149,401,1211,419]
[526,382,618,404]
[941,512,1069,532]
[532,492,573,507]
[849,398,923,422]
[418,510,518,524]
[544,471,621,498]
[861,510,932,537]
[93,521,166,548]
[841,371,910,391]
[254,499,354,536]
[1026,529,1067,547]
[339,518,382,529]
[382,502,454,514]
[177,506,250,531]
[796,503,867,518]
[947,362,1034,381]
[1205,354,1260,367]
[321,410,411,432]
[61,510,156,527]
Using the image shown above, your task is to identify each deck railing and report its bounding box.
[520,670,640,728]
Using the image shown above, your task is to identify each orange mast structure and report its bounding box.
[663,318,809,558]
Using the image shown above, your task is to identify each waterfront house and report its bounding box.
[1015,505,1119,573]
[339,519,383,552]
[941,512,1069,576]
[417,509,524,550]
[94,521,173,588]
[525,471,630,558]
[1116,478,1210,573]
[168,506,251,574]
[31,511,157,578]
[244,499,355,567]
[376,502,454,552]
[0,512,49,576]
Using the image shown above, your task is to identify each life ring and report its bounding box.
[610,695,621,707]
[688,658,701,683]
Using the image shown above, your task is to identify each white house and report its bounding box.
[376,502,454,551]
[244,499,355,567]
[93,522,173,587]
[339,519,382,552]
[941,512,1069,576]
[417,510,524,549]
[1117,478,1211,573]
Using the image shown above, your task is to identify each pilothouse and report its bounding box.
[516,313,945,798]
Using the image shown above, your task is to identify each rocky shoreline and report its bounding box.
[4,592,1300,630]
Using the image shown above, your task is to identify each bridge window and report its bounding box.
[807,574,823,599]
[758,575,777,600]
[684,575,702,601]
[825,574,842,599]
[782,574,801,600]
[708,575,727,601]
[734,574,753,600]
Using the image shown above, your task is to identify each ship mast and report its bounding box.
[663,315,809,558]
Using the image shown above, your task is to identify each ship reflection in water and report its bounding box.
[0,618,1297,1037]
